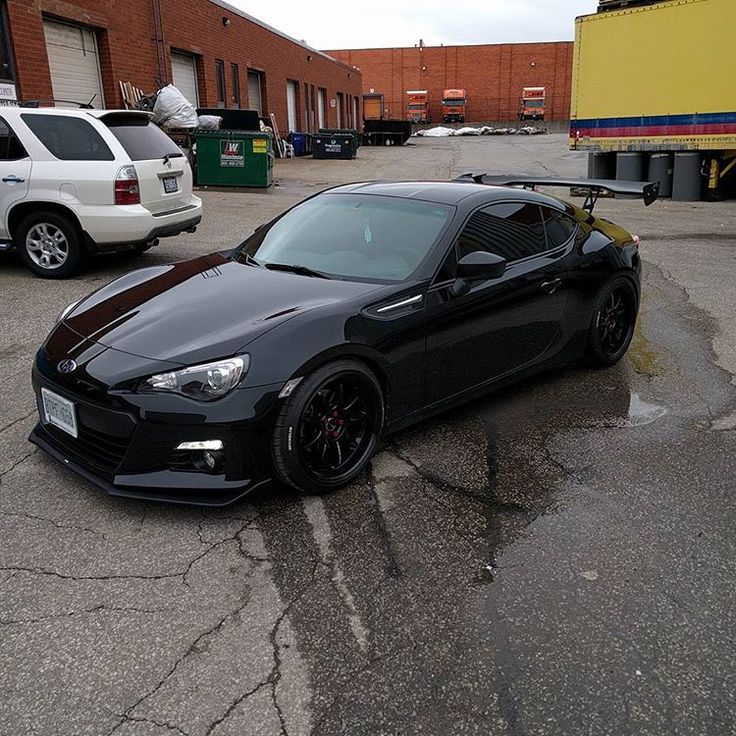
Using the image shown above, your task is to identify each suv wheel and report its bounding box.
[16,211,83,279]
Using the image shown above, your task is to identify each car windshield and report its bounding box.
[237,193,454,282]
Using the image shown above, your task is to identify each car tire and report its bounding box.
[586,276,638,368]
[15,210,84,279]
[272,359,384,495]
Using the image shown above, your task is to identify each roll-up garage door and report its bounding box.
[43,20,104,108]
[286,80,297,133]
[247,71,262,114]
[171,52,199,106]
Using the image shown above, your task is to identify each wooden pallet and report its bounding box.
[118,81,146,109]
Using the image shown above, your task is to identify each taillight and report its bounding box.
[632,235,641,248]
[115,165,140,205]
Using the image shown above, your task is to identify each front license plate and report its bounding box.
[41,388,78,438]
[162,176,178,193]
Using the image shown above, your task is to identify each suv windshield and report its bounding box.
[238,193,454,282]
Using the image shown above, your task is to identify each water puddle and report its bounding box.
[628,319,661,377]
[623,392,669,427]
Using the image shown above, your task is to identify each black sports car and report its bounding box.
[30,175,657,505]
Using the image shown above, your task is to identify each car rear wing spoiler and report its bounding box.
[453,173,660,212]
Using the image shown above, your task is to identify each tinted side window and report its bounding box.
[21,114,114,161]
[0,117,27,160]
[104,116,180,160]
[541,207,578,248]
[457,202,546,262]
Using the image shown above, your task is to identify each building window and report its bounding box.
[231,63,240,108]
[215,59,226,108]
[0,3,14,84]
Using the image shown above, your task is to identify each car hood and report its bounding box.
[61,253,379,366]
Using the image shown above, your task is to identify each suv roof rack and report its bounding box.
[453,173,660,213]
[19,98,95,109]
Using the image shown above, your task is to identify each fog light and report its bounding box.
[193,449,224,474]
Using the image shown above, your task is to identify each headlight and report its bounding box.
[55,299,81,326]
[142,355,249,401]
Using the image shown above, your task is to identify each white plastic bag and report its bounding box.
[197,115,222,130]
[152,85,199,129]
[414,126,456,137]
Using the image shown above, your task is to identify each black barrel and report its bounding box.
[672,152,702,201]
[588,152,616,180]
[647,153,674,198]
[616,152,644,182]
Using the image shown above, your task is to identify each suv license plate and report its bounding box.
[163,176,178,193]
[41,388,78,438]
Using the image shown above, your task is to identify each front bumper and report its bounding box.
[29,367,281,507]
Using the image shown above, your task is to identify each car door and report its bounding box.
[424,200,571,408]
[0,116,31,240]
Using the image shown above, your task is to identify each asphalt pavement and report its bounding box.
[1,134,735,735]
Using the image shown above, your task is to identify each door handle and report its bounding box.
[2,176,25,184]
[541,278,562,294]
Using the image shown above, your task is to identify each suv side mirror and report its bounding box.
[452,251,506,296]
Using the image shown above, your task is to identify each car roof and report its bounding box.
[327,181,568,210]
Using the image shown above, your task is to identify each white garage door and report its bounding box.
[286,80,297,133]
[43,20,104,108]
[171,52,199,106]
[247,71,262,114]
[317,88,326,129]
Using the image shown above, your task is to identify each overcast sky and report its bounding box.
[227,0,600,49]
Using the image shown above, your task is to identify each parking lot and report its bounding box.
[2,133,736,735]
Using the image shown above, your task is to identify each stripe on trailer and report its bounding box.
[570,111,736,131]
[573,123,736,138]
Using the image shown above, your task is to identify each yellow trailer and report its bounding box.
[570,0,736,197]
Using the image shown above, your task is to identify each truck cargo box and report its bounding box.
[570,0,736,152]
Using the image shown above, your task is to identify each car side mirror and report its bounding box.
[452,251,506,295]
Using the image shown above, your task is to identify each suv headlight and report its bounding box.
[142,355,249,401]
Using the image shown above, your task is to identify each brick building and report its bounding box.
[0,0,363,134]
[326,43,574,123]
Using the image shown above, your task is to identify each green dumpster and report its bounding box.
[194,130,273,188]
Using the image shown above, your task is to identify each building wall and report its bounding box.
[326,43,574,122]
[4,0,362,133]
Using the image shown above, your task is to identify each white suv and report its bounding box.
[0,106,202,278]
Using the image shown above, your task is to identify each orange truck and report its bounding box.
[519,87,546,121]
[406,90,430,123]
[442,89,467,123]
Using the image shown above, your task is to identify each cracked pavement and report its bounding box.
[2,135,736,735]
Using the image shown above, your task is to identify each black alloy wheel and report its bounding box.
[272,360,384,495]
[587,277,638,368]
